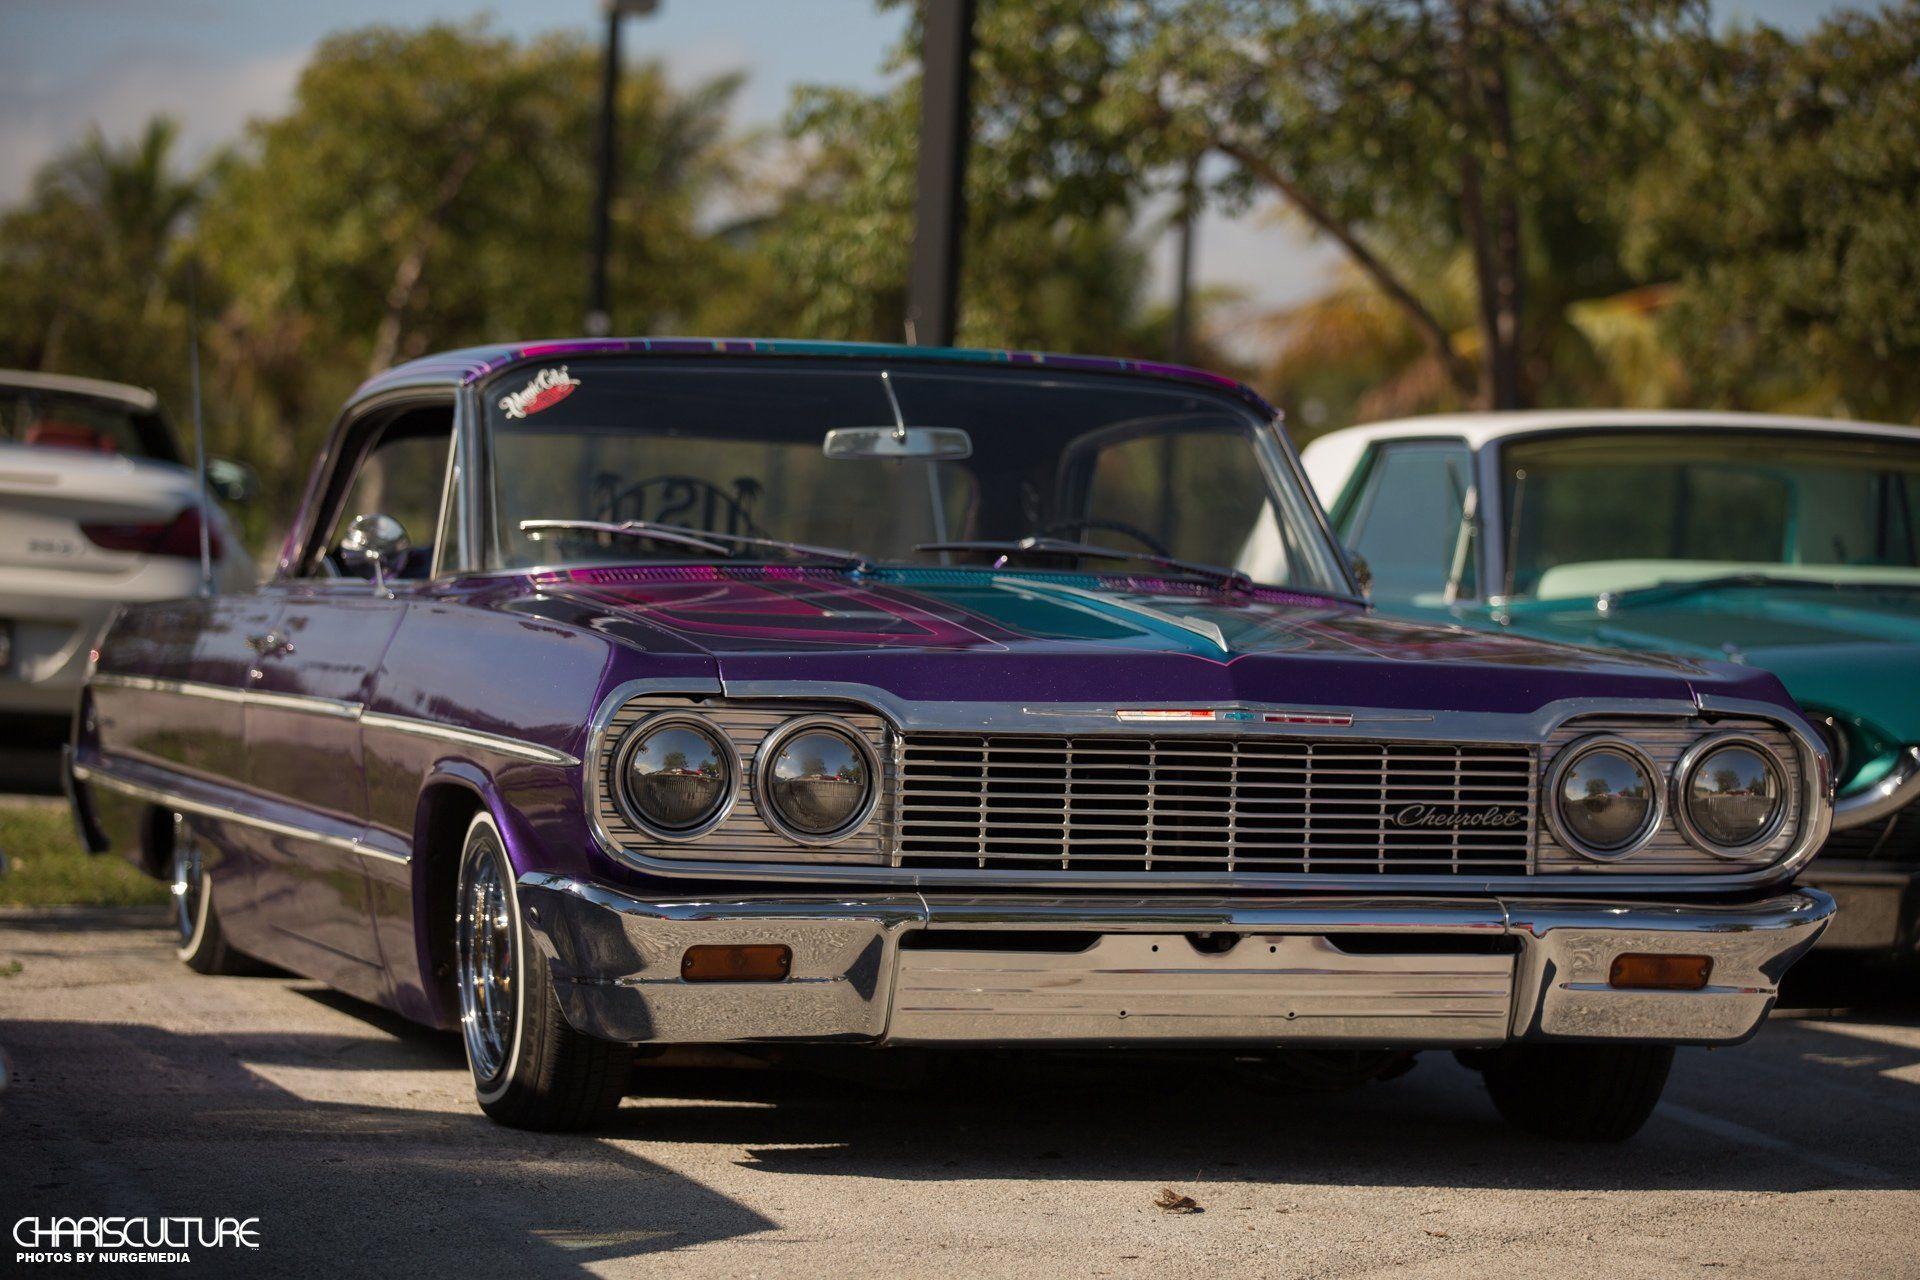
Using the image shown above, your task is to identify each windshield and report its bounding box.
[1501,430,1920,598]
[0,386,177,461]
[481,359,1347,594]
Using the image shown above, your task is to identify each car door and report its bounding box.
[240,579,402,994]
[240,399,455,1001]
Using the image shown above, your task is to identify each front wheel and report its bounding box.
[171,813,258,975]
[455,811,629,1131]
[1477,1042,1674,1142]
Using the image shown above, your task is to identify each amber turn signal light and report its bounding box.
[1608,953,1712,991]
[681,944,792,982]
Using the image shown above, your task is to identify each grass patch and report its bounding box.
[0,799,166,907]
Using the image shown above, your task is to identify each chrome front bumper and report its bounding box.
[518,875,1832,1049]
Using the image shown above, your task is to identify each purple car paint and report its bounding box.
[65,339,1837,1135]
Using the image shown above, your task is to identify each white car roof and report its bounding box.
[0,368,159,412]
[1298,408,1920,501]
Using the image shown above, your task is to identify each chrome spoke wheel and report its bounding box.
[457,842,515,1084]
[170,830,204,944]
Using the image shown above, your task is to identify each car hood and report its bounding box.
[1507,582,1920,736]
[523,566,1775,716]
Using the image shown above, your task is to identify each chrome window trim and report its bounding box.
[582,681,1832,894]
[72,761,409,865]
[1542,734,1666,862]
[607,710,743,842]
[752,714,883,847]
[91,674,579,766]
[1671,731,1792,859]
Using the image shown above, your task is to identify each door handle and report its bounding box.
[246,631,293,658]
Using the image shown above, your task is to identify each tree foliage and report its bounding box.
[1627,1,1920,421]
[1,4,1917,558]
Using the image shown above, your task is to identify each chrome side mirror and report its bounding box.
[1344,545,1372,597]
[206,457,260,503]
[338,513,411,596]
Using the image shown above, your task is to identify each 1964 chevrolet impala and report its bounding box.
[65,340,1834,1137]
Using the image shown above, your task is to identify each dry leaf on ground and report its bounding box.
[1154,1187,1203,1214]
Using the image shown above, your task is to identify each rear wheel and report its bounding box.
[456,811,629,1131]
[1478,1042,1674,1141]
[171,813,257,976]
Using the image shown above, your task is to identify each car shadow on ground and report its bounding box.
[6,915,1919,1277]
[0,1016,778,1276]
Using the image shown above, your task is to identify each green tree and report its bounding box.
[193,22,746,516]
[1627,1,1920,423]
[885,0,1703,409]
[737,5,1241,369]
[0,116,210,391]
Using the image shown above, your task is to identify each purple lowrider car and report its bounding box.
[65,339,1835,1138]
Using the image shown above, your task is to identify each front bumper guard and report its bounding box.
[519,875,1832,1049]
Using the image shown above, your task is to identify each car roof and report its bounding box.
[0,369,159,412]
[353,337,1268,409]
[1298,408,1920,497]
[1320,407,1920,450]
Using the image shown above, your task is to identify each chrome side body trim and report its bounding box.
[517,873,1833,1048]
[91,673,578,765]
[73,760,409,864]
[1832,744,1920,830]
[358,711,580,766]
[90,670,311,712]
[583,682,1833,895]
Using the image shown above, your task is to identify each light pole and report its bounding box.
[906,0,976,347]
[586,0,661,338]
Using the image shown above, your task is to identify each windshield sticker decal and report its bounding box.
[498,366,581,418]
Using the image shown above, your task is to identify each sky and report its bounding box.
[0,0,1861,325]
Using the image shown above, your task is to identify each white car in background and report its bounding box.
[0,370,254,737]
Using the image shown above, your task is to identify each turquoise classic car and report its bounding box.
[1300,411,1920,956]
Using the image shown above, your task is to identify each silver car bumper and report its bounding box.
[518,875,1832,1049]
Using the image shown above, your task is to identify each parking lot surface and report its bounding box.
[3,907,1918,1278]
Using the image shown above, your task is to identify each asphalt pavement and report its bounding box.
[2,907,1918,1278]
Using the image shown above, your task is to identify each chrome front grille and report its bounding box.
[896,735,1537,875]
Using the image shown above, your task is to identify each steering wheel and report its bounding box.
[1037,517,1172,559]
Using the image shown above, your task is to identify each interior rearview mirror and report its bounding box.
[823,426,973,460]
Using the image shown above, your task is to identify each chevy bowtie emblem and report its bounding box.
[1115,708,1355,726]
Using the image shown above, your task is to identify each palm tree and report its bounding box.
[41,116,207,302]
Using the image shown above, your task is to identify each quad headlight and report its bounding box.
[1547,736,1661,860]
[613,714,738,840]
[1675,735,1787,857]
[756,717,878,843]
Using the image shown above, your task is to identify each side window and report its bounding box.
[320,411,453,581]
[1340,442,1474,605]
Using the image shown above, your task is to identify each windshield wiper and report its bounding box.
[521,519,872,571]
[914,536,1253,594]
